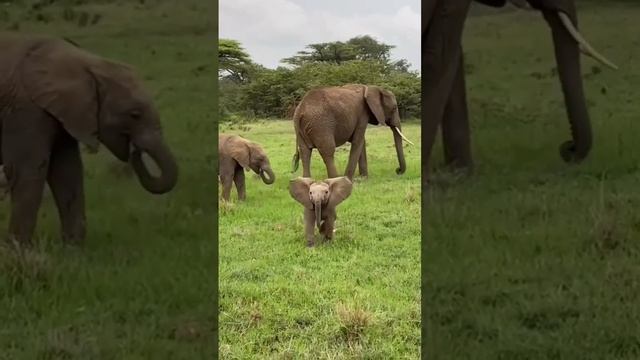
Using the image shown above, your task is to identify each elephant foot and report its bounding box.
[62,234,85,247]
[4,234,34,251]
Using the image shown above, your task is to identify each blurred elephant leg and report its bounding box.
[233,165,246,201]
[358,140,368,178]
[220,174,233,201]
[422,1,471,179]
[47,132,86,245]
[3,111,55,246]
[441,49,473,171]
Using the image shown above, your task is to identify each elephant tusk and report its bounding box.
[393,127,415,146]
[557,12,618,70]
[509,0,533,10]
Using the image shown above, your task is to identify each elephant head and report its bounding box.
[226,136,275,184]
[289,176,352,228]
[22,40,178,194]
[478,0,618,162]
[363,86,414,175]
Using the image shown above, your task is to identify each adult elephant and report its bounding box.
[0,33,178,246]
[218,134,275,202]
[292,84,414,180]
[422,0,617,179]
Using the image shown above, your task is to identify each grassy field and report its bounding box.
[219,120,421,358]
[427,2,640,359]
[0,1,216,358]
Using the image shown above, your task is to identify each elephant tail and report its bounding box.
[291,148,300,173]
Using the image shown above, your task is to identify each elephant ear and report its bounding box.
[227,137,252,170]
[364,85,388,126]
[22,41,100,151]
[289,177,314,209]
[325,176,353,208]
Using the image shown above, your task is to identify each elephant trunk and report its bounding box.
[392,126,407,175]
[130,132,178,194]
[543,10,592,162]
[260,166,275,184]
[314,202,322,229]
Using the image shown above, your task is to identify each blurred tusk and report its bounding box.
[393,127,415,146]
[509,0,533,10]
[557,12,618,70]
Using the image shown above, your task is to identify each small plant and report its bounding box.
[336,302,373,344]
[0,240,52,290]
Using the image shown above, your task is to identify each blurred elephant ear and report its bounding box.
[289,177,314,209]
[364,85,387,126]
[324,176,353,208]
[228,138,252,170]
[22,41,100,152]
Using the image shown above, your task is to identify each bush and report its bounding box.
[236,60,420,119]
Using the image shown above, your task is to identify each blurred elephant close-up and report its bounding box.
[422,0,618,179]
[0,32,179,246]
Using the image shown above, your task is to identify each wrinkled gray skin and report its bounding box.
[292,84,412,180]
[289,176,352,247]
[0,165,7,200]
[219,134,275,202]
[0,33,178,246]
[423,0,616,180]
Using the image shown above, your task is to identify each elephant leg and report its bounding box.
[300,146,312,178]
[47,133,86,245]
[358,141,368,178]
[2,110,55,246]
[422,1,471,179]
[318,146,339,179]
[441,49,473,171]
[220,173,233,201]
[233,165,246,201]
[344,134,365,180]
[304,208,316,247]
[322,217,335,241]
[219,156,236,201]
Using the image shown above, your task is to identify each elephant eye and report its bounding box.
[129,109,142,119]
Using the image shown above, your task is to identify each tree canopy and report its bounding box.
[218,36,420,121]
[218,38,254,83]
[282,35,395,66]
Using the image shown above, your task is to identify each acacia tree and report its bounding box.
[282,35,397,67]
[218,38,254,83]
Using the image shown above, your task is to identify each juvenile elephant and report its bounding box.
[219,134,275,201]
[292,84,414,180]
[422,0,617,179]
[289,176,352,247]
[0,33,178,246]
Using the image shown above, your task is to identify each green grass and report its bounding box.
[0,1,216,358]
[219,120,421,358]
[427,3,640,359]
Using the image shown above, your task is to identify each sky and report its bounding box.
[219,0,420,71]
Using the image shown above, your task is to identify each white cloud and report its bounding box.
[219,0,420,71]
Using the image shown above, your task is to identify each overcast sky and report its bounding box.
[219,0,420,71]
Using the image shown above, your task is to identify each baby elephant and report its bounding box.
[289,176,352,247]
[219,134,275,201]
